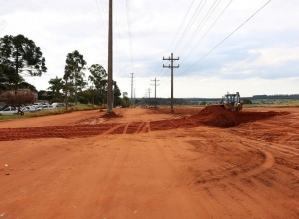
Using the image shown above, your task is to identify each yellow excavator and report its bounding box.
[220,92,243,112]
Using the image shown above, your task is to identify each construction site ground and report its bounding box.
[0,106,299,219]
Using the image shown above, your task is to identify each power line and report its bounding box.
[173,0,206,53]
[180,0,232,65]
[167,0,195,53]
[178,0,221,57]
[94,0,107,31]
[178,0,272,77]
[153,1,195,80]
[126,0,134,73]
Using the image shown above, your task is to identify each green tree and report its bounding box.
[113,81,122,107]
[48,76,64,101]
[0,65,8,92]
[64,50,87,106]
[0,63,23,92]
[0,34,47,77]
[38,90,52,102]
[88,64,107,89]
[88,64,107,106]
[19,81,37,91]
[242,98,252,104]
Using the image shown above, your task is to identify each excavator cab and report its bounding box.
[222,92,243,112]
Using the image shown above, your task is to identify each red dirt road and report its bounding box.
[0,107,299,218]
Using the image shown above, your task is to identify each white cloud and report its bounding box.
[1,0,299,97]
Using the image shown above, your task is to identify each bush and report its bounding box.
[78,96,88,104]
[242,98,252,104]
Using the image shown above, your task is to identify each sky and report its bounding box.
[0,0,298,98]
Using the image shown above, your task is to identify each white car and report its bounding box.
[42,105,57,110]
[23,106,37,112]
[0,106,20,115]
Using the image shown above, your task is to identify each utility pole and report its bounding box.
[146,88,152,106]
[134,88,136,107]
[107,0,114,113]
[163,53,179,114]
[130,73,134,107]
[151,78,159,108]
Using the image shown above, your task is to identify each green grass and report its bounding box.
[0,104,103,121]
[246,99,299,107]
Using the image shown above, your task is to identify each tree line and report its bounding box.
[0,34,130,108]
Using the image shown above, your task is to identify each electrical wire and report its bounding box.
[126,0,134,73]
[172,0,206,53]
[178,0,272,77]
[180,0,232,65]
[154,0,195,80]
[178,0,221,57]
[166,0,195,53]
[94,0,107,31]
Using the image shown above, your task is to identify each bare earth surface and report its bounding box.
[0,106,299,219]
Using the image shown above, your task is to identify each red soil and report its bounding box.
[101,111,122,118]
[0,106,288,141]
[190,105,288,128]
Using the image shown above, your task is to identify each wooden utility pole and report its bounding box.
[146,88,151,106]
[163,53,179,114]
[151,77,159,107]
[107,0,114,113]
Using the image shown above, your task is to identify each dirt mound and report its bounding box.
[191,105,238,127]
[191,105,288,128]
[101,111,122,118]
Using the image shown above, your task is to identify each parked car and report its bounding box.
[56,103,65,107]
[33,103,43,108]
[42,105,57,110]
[35,106,44,111]
[23,106,37,112]
[0,106,23,116]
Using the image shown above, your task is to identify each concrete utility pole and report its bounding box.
[147,88,152,106]
[130,73,134,107]
[107,0,114,113]
[151,78,159,107]
[134,88,136,106]
[163,53,179,114]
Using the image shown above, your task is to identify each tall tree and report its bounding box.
[0,63,23,92]
[0,34,47,77]
[48,76,64,101]
[113,81,122,107]
[19,81,37,91]
[88,64,107,106]
[0,65,8,92]
[64,50,86,105]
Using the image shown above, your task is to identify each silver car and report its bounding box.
[0,106,23,116]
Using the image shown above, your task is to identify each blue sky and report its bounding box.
[0,0,298,98]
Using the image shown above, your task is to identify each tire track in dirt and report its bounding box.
[43,137,132,219]
[0,106,287,141]
[147,129,210,218]
[187,138,274,185]
[134,122,145,134]
[183,131,284,218]
[122,123,130,134]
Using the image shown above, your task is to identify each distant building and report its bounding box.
[0,89,38,102]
